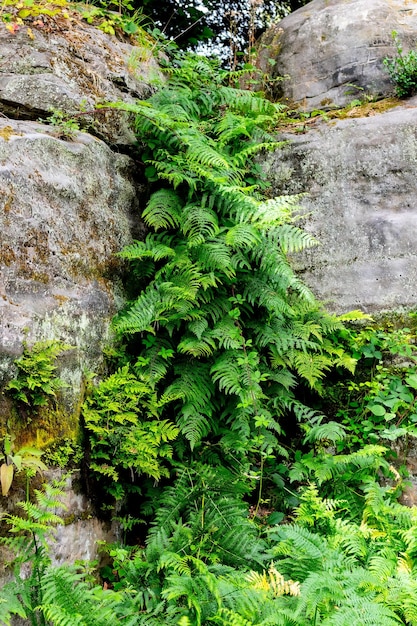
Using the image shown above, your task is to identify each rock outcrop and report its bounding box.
[0,10,161,145]
[0,14,154,439]
[257,0,417,110]
[0,11,155,579]
[0,118,140,402]
[266,97,417,313]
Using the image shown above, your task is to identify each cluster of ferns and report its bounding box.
[2,51,417,626]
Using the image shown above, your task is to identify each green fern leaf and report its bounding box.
[142,189,183,231]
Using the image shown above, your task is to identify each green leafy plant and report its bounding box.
[323,323,417,447]
[0,0,154,47]
[0,480,65,626]
[46,108,82,139]
[289,444,395,519]
[5,340,72,413]
[102,52,354,514]
[0,434,46,498]
[0,479,141,626]
[77,1,152,38]
[0,0,68,26]
[41,437,83,469]
[384,31,417,97]
[82,365,179,502]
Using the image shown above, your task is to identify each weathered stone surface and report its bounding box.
[51,471,118,564]
[257,0,417,110]
[0,118,141,425]
[0,16,161,145]
[266,97,417,313]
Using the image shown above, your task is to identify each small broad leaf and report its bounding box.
[368,404,386,417]
[406,373,417,390]
[18,8,32,17]
[1,463,14,497]
[268,511,284,524]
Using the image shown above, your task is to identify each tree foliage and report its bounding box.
[103,0,310,62]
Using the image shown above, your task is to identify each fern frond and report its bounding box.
[40,565,132,626]
[142,189,183,231]
[196,241,234,276]
[303,421,347,444]
[244,278,293,316]
[177,408,212,449]
[211,352,243,395]
[0,581,28,625]
[320,597,402,626]
[149,157,198,190]
[277,223,319,253]
[293,351,334,388]
[246,564,300,598]
[224,224,261,249]
[177,335,216,357]
[162,362,214,413]
[185,136,231,171]
[181,202,219,243]
[249,196,301,228]
[211,316,243,350]
[232,141,287,168]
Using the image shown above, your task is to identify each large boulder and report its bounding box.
[0,118,141,440]
[265,97,417,313]
[0,12,157,442]
[257,0,417,110]
[0,13,161,146]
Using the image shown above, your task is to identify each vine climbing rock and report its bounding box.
[257,0,417,110]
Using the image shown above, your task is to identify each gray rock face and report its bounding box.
[257,0,417,110]
[266,97,417,313]
[0,17,161,145]
[0,15,159,429]
[0,118,141,413]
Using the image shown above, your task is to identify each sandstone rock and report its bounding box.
[257,0,417,110]
[265,97,417,313]
[0,118,141,431]
[0,15,161,146]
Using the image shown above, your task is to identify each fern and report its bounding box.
[82,365,179,500]
[0,480,66,626]
[146,464,265,570]
[39,565,138,626]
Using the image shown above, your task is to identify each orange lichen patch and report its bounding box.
[53,294,70,306]
[3,193,14,214]
[0,126,21,142]
[0,245,17,265]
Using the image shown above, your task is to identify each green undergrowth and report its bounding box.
[320,315,417,450]
[384,31,417,98]
[2,46,417,626]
